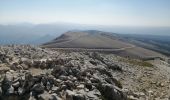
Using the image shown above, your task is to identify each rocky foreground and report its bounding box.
[0,45,170,100]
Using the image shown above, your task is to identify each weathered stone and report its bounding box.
[21,58,33,68]
[5,85,14,95]
[32,60,41,68]
[105,77,122,89]
[89,60,97,66]
[77,84,84,90]
[52,66,68,78]
[18,87,25,95]
[97,84,127,100]
[87,90,101,100]
[12,81,20,88]
[51,86,59,93]
[107,63,123,72]
[38,91,57,100]
[128,95,138,100]
[73,94,86,100]
[21,63,29,70]
[29,92,36,100]
[85,83,93,91]
[0,66,10,73]
[66,90,86,100]
[1,72,13,94]
[10,62,19,70]
[31,83,44,94]
[90,52,103,62]
[0,87,2,96]
[59,75,68,81]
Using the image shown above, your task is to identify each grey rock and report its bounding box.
[1,72,13,94]
[6,85,14,95]
[77,84,84,90]
[0,66,10,73]
[12,81,20,88]
[89,60,97,66]
[85,83,93,91]
[73,94,86,100]
[38,91,57,100]
[97,84,127,100]
[66,90,86,100]
[29,92,37,100]
[32,60,41,68]
[59,75,68,81]
[107,63,123,72]
[0,87,2,96]
[51,86,59,93]
[31,83,44,94]
[18,87,25,95]
[87,90,101,100]
[21,63,29,70]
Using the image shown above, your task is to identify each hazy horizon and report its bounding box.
[1,0,170,44]
[1,0,170,27]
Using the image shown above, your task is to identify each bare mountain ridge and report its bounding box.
[43,30,132,49]
[43,30,166,59]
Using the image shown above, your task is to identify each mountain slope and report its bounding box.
[43,30,133,49]
[43,30,166,59]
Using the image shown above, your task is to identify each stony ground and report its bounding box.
[0,45,170,100]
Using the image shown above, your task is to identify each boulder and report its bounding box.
[10,62,20,70]
[107,63,123,72]
[1,72,13,94]
[66,90,86,100]
[85,83,93,91]
[23,72,34,91]
[6,85,14,95]
[20,57,32,67]
[18,87,25,95]
[87,89,101,100]
[21,63,29,70]
[0,66,10,73]
[31,83,44,94]
[77,84,84,90]
[90,52,103,62]
[0,87,2,96]
[73,94,86,100]
[51,86,59,93]
[32,60,41,68]
[38,91,58,100]
[105,78,122,89]
[97,84,127,100]
[89,60,97,66]
[52,66,68,78]
[12,81,20,88]
[0,52,7,63]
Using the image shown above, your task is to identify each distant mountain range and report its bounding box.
[0,23,170,45]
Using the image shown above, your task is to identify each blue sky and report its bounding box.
[0,0,170,26]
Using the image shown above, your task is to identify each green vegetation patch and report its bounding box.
[119,58,154,67]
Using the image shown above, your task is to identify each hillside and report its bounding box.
[43,30,166,59]
[120,34,170,56]
[43,30,133,49]
[0,45,170,100]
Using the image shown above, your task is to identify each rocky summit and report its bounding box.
[0,45,170,100]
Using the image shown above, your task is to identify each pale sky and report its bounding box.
[0,0,170,27]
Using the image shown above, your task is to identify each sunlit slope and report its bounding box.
[43,30,132,49]
[43,30,166,59]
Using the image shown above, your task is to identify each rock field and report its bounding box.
[0,45,170,100]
